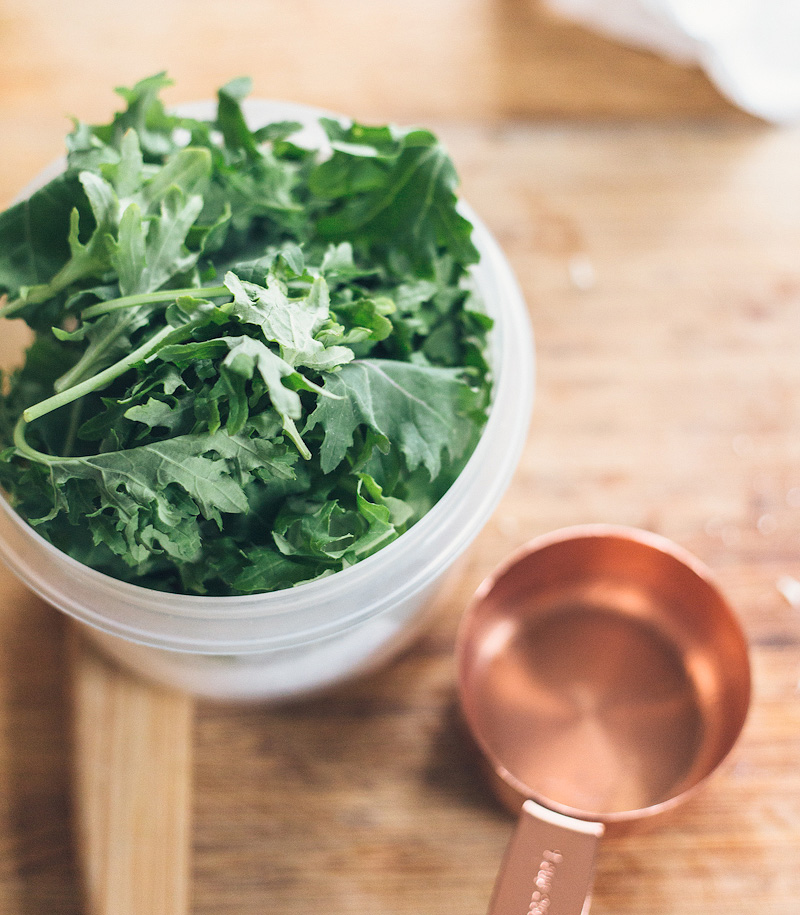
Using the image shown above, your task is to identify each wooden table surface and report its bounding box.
[1,1,799,913]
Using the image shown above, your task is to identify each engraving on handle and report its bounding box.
[526,848,563,915]
[487,800,604,915]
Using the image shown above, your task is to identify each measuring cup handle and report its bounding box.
[488,800,604,915]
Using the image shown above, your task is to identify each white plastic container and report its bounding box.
[0,101,534,701]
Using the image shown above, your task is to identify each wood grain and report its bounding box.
[69,629,193,915]
[0,2,798,914]
[190,121,800,915]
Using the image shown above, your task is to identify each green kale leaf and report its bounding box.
[0,74,493,595]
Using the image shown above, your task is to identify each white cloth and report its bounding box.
[545,0,800,123]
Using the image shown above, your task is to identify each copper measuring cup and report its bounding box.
[456,525,751,915]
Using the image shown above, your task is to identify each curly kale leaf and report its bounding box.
[0,74,493,595]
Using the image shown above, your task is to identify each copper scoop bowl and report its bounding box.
[456,525,751,915]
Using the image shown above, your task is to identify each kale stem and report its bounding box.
[12,320,202,465]
[2,284,230,323]
[23,321,197,426]
[80,284,229,318]
[13,417,60,466]
[0,297,25,319]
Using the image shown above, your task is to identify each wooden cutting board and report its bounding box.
[0,117,797,915]
[68,630,193,915]
[184,120,800,915]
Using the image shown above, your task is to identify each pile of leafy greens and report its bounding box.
[0,74,492,596]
